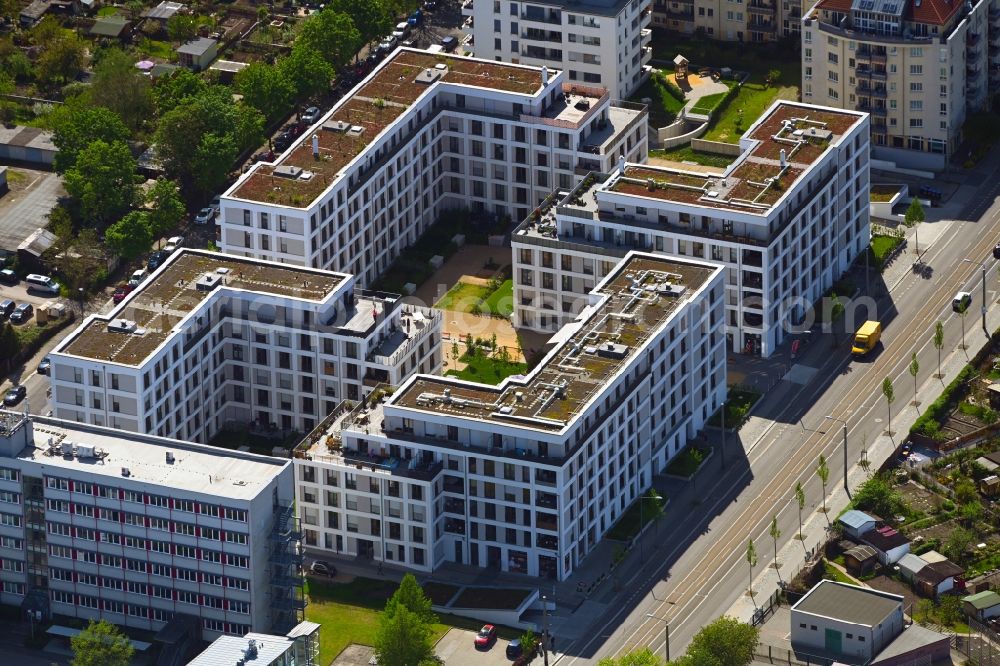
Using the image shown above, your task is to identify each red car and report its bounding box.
[474,624,497,649]
[112,284,133,304]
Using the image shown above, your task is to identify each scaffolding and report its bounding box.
[269,502,305,632]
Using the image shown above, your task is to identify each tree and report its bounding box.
[745,539,757,607]
[521,629,538,657]
[766,69,782,86]
[908,353,919,409]
[167,14,199,42]
[32,19,87,85]
[326,0,392,47]
[680,616,759,666]
[236,62,295,123]
[64,140,141,225]
[906,197,925,256]
[152,68,208,115]
[384,573,436,624]
[958,299,969,350]
[954,478,979,504]
[768,515,781,571]
[124,0,145,20]
[298,8,363,67]
[70,619,134,666]
[58,228,106,293]
[450,341,460,364]
[87,48,153,133]
[960,500,983,527]
[281,44,336,100]
[104,211,153,261]
[932,321,944,379]
[51,103,130,173]
[146,178,185,239]
[852,474,906,519]
[794,482,805,540]
[816,454,829,513]
[943,526,974,563]
[882,377,895,434]
[0,322,18,362]
[597,648,663,666]
[374,574,437,666]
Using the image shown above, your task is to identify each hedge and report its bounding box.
[910,365,976,438]
[654,72,686,103]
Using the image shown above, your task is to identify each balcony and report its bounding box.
[461,0,473,15]
[522,10,562,24]
[748,1,776,14]
[642,46,653,65]
[749,21,777,33]
[536,492,558,509]
[641,27,652,45]
[536,534,559,551]
[522,28,563,43]
[536,512,559,531]
[664,8,694,19]
[443,475,464,494]
[968,32,982,48]
[444,518,466,535]
[443,498,465,515]
[857,86,887,99]
[641,8,652,26]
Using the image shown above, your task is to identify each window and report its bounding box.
[909,100,922,111]
[909,64,922,75]
[910,47,923,57]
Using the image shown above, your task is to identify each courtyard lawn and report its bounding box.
[629,75,686,127]
[651,33,801,87]
[822,561,858,585]
[137,38,174,61]
[477,279,514,316]
[701,82,797,143]
[707,387,761,428]
[689,89,730,116]
[606,492,667,541]
[666,445,709,477]
[445,351,527,385]
[434,281,493,313]
[650,145,735,168]
[870,234,903,268]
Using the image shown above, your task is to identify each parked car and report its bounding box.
[953,291,972,313]
[309,561,336,577]
[37,356,51,375]
[194,207,216,225]
[378,35,397,53]
[993,242,1000,260]
[0,299,14,320]
[506,638,523,659]
[25,273,60,295]
[392,21,410,40]
[919,185,942,201]
[0,268,16,286]
[147,250,170,271]
[474,624,497,649]
[3,385,26,407]
[273,131,294,151]
[440,35,458,52]
[301,106,321,125]
[165,236,185,252]
[112,284,134,304]
[128,269,147,288]
[9,303,32,324]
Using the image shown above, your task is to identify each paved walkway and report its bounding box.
[667,72,730,115]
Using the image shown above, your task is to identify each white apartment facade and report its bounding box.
[294,251,726,581]
[511,101,871,356]
[462,0,653,98]
[218,48,648,285]
[48,250,441,444]
[0,411,298,640]
[803,0,994,169]
[651,0,801,41]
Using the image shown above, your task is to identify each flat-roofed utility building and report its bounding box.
[294,251,725,580]
[219,48,648,284]
[47,250,441,443]
[510,101,870,356]
[0,411,298,640]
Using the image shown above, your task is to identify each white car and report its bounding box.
[165,236,185,252]
[194,207,216,225]
[378,35,397,53]
[128,269,147,288]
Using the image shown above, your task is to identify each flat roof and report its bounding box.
[600,102,865,216]
[389,252,718,432]
[177,37,217,55]
[792,580,902,627]
[188,634,294,666]
[228,48,593,208]
[7,413,288,500]
[57,250,346,366]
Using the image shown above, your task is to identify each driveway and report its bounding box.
[435,628,513,666]
[0,169,64,252]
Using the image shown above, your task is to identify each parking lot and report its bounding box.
[435,628,516,666]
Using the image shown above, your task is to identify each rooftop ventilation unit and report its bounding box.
[196,272,224,291]
[61,440,74,456]
[76,443,95,459]
[165,451,175,464]
[416,66,446,84]
[597,342,629,359]
[107,319,138,334]
[121,467,131,477]
[804,127,833,141]
[346,125,365,138]
[323,120,351,133]
[273,165,303,179]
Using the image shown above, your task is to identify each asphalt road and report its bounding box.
[0,169,63,252]
[562,173,1000,664]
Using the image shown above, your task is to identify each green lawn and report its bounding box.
[477,279,513,316]
[96,5,118,14]
[707,387,761,428]
[689,90,730,116]
[870,234,903,268]
[137,38,174,61]
[651,32,801,86]
[629,75,686,127]
[445,351,527,385]
[822,561,858,585]
[606,492,667,541]
[702,82,797,143]
[434,281,493,313]
[651,145,735,168]
[306,577,519,665]
[666,445,710,476]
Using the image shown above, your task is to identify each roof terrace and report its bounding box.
[387,253,716,432]
[229,49,578,208]
[57,251,346,366]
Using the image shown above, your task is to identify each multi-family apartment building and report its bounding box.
[0,411,299,640]
[802,0,994,169]
[218,48,648,283]
[652,0,802,40]
[293,251,726,581]
[48,250,441,444]
[511,101,870,356]
[462,0,653,98]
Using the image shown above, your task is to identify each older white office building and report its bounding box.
[462,0,653,98]
[0,411,298,640]
[48,250,441,443]
[218,48,648,284]
[510,101,871,356]
[294,251,726,580]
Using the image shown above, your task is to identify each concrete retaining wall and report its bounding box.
[690,138,743,156]
[659,120,708,149]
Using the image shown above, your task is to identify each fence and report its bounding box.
[953,618,1000,665]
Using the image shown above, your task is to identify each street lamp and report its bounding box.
[638,491,664,564]
[645,613,670,663]
[963,258,988,336]
[825,415,849,495]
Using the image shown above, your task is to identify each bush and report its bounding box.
[656,72,686,103]
[911,365,976,438]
